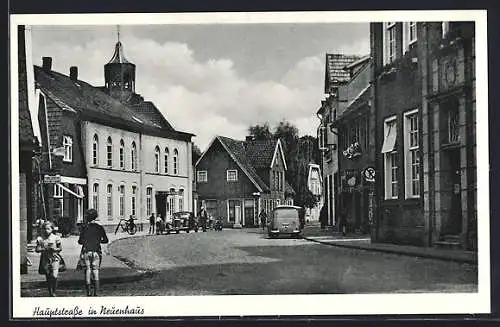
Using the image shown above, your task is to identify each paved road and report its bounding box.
[22,228,477,297]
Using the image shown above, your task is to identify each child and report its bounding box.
[78,209,109,296]
[35,221,63,297]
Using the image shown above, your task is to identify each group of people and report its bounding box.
[35,208,109,297]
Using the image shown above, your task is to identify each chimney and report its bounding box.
[70,66,78,81]
[42,57,52,71]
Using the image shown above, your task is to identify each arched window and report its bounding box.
[131,141,137,171]
[119,139,125,169]
[173,149,179,175]
[154,146,160,173]
[178,189,184,212]
[119,184,125,217]
[131,185,137,216]
[107,184,113,219]
[146,186,153,216]
[168,188,176,217]
[92,183,99,211]
[164,147,169,174]
[107,137,113,168]
[92,134,99,166]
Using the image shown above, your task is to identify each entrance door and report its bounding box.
[244,199,255,227]
[155,195,167,220]
[446,149,462,235]
[235,205,242,226]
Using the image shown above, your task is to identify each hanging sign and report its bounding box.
[363,167,376,183]
[43,174,61,184]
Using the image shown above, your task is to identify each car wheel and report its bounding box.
[187,229,190,233]
[176,230,180,234]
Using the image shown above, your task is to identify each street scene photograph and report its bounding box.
[11,11,490,317]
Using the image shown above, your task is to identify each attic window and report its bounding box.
[132,116,143,124]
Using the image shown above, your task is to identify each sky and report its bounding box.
[30,23,369,150]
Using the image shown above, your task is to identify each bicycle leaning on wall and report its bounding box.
[114,216,138,235]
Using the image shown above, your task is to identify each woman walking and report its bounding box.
[35,221,63,297]
[77,209,109,296]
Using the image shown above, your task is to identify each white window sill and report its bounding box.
[63,159,72,163]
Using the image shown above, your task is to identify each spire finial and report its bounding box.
[117,25,120,43]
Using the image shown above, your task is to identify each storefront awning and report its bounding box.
[381,122,397,153]
[57,183,84,199]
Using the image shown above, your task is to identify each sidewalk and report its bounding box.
[301,224,477,265]
[21,229,152,289]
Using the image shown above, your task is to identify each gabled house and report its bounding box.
[195,136,295,228]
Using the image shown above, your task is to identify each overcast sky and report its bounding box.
[30,23,369,150]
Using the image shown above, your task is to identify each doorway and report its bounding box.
[155,194,167,220]
[445,149,462,235]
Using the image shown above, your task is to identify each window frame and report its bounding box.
[92,134,99,166]
[106,137,113,168]
[197,170,208,183]
[106,183,113,219]
[403,109,420,199]
[62,135,73,162]
[146,186,153,216]
[227,169,238,182]
[383,22,398,65]
[131,185,137,216]
[131,141,137,171]
[383,116,399,200]
[154,146,161,173]
[173,149,178,175]
[164,147,169,174]
[119,184,125,217]
[119,139,125,170]
[92,182,99,211]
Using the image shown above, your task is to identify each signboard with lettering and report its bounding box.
[43,175,61,184]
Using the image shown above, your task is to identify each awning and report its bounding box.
[57,183,84,199]
[381,122,397,153]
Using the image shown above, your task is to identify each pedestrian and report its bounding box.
[156,213,164,234]
[77,208,109,296]
[35,221,64,297]
[199,207,208,232]
[149,213,155,234]
[259,209,267,230]
[338,207,347,236]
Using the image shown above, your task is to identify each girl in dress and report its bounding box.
[35,221,63,297]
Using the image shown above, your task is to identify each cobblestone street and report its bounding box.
[22,228,477,297]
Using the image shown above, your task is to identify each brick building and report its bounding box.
[370,21,476,249]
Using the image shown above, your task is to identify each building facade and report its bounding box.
[371,21,476,250]
[35,39,194,230]
[305,163,322,222]
[333,56,375,234]
[196,136,294,228]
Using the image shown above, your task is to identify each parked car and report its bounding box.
[267,205,303,238]
[166,211,198,234]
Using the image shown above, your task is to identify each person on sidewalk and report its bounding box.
[35,221,63,297]
[77,209,109,297]
[148,213,155,235]
[259,209,267,231]
[156,213,164,234]
[199,207,208,232]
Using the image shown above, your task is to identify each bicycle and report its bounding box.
[114,218,138,235]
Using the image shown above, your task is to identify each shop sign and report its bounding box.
[43,174,61,184]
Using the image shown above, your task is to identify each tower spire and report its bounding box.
[117,25,120,43]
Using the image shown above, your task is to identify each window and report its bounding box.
[403,22,417,50]
[197,170,208,183]
[383,22,397,65]
[119,185,125,217]
[63,136,72,162]
[146,187,153,216]
[381,117,398,199]
[228,199,241,223]
[227,170,238,182]
[107,184,113,219]
[131,185,137,216]
[131,141,137,171]
[164,147,169,174]
[92,134,99,166]
[154,146,160,173]
[447,100,460,143]
[178,189,184,212]
[119,139,125,169]
[107,137,113,168]
[173,149,178,175]
[404,110,420,198]
[53,184,64,216]
[92,183,99,211]
[169,188,176,216]
[318,125,327,150]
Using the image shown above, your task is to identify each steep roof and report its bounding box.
[34,65,193,140]
[244,139,279,169]
[216,136,270,192]
[324,53,363,94]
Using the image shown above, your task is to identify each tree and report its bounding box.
[192,143,202,165]
[248,123,273,140]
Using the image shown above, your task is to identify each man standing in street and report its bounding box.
[148,213,155,235]
[199,207,208,232]
[259,209,267,231]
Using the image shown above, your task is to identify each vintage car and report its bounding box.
[267,205,303,238]
[166,211,198,234]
